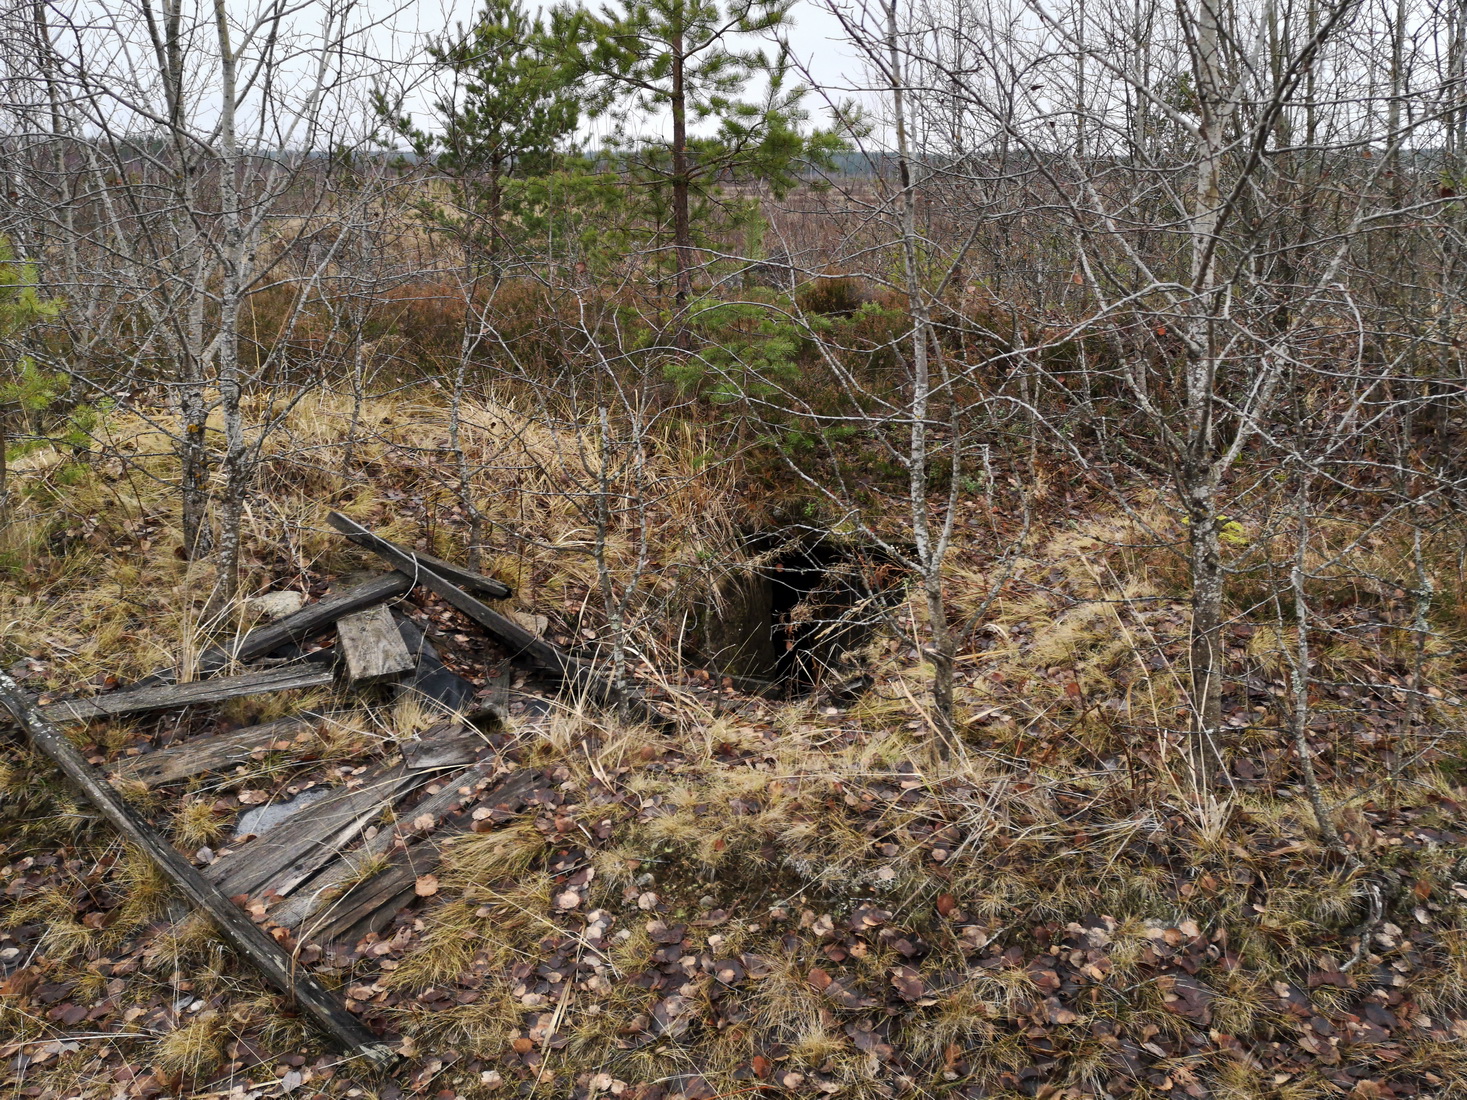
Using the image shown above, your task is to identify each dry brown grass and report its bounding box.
[2,392,1465,1100]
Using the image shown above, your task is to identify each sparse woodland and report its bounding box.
[2,0,1467,1094]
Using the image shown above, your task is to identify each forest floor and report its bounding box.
[1,393,1465,1100]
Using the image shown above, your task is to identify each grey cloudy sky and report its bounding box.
[376,0,870,139]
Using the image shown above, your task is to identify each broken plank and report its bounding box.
[327,511,673,730]
[38,665,335,725]
[0,668,394,1065]
[112,715,325,788]
[327,515,511,600]
[205,763,424,903]
[297,769,545,944]
[272,753,506,930]
[336,604,414,685]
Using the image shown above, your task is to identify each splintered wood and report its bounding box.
[112,715,323,788]
[336,604,414,684]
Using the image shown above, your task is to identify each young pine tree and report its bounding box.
[377,0,591,268]
[576,0,840,302]
[0,239,64,521]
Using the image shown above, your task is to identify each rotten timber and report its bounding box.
[0,668,395,1066]
[125,574,412,690]
[199,572,414,675]
[296,769,545,945]
[327,511,674,730]
[206,763,425,902]
[271,752,504,931]
[37,665,334,725]
[112,714,325,788]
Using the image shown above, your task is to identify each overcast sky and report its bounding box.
[378,0,872,141]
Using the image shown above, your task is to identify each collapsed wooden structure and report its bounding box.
[0,513,674,1064]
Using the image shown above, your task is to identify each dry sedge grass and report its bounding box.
[2,394,1466,1099]
[0,387,740,702]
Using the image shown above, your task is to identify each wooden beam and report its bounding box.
[296,769,545,945]
[0,668,395,1066]
[38,665,335,725]
[336,605,414,685]
[326,515,511,600]
[270,754,504,931]
[326,511,673,730]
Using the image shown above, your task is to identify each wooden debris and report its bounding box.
[394,618,478,714]
[112,715,324,788]
[199,572,414,675]
[0,668,395,1066]
[271,754,505,931]
[328,511,674,730]
[36,665,334,725]
[327,516,512,600]
[205,763,424,903]
[336,604,414,685]
[296,769,545,944]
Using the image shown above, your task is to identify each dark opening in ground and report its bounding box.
[692,532,902,695]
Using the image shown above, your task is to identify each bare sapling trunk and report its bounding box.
[1285,468,1349,856]
[887,0,960,757]
[148,0,212,560]
[1178,0,1233,790]
[1183,479,1225,785]
[212,0,246,606]
[594,404,630,699]
[452,275,490,573]
[179,343,212,559]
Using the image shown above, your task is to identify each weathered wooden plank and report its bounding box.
[327,511,674,730]
[0,668,394,1065]
[297,770,544,945]
[205,763,423,903]
[37,665,335,725]
[336,605,414,685]
[326,515,512,600]
[112,715,324,788]
[271,754,506,931]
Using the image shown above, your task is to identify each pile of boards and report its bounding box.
[0,511,672,1064]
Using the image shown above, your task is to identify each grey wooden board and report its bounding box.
[298,769,544,944]
[329,511,565,672]
[337,604,414,684]
[36,665,335,725]
[399,724,484,770]
[273,754,504,931]
[205,762,423,902]
[112,715,323,787]
[393,617,478,715]
[118,574,413,687]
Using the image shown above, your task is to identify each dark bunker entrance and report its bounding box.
[691,533,902,695]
